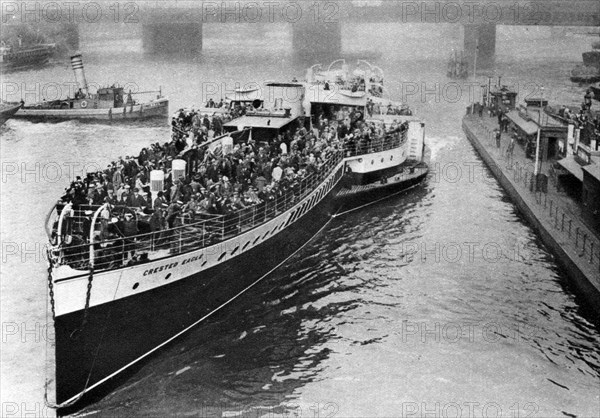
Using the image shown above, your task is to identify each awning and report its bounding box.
[582,163,600,182]
[506,110,538,136]
[557,156,584,182]
[223,115,294,130]
[305,85,367,107]
[225,87,262,102]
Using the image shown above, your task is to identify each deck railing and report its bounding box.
[344,127,407,158]
[51,150,345,271]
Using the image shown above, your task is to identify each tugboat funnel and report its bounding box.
[70,54,89,96]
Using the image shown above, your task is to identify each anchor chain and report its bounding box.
[81,267,94,329]
[47,263,56,322]
[70,267,94,339]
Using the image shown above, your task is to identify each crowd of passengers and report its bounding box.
[57,102,408,252]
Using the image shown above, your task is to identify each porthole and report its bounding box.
[132,282,139,290]
[218,252,226,261]
[243,241,250,250]
[390,156,393,160]
[358,158,363,163]
[231,245,240,256]
[201,260,207,267]
[381,158,384,163]
[165,273,171,280]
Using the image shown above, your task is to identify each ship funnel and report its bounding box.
[70,54,89,96]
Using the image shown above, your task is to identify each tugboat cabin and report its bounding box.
[96,87,127,108]
[27,86,131,110]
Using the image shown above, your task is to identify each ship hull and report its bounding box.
[52,163,345,407]
[0,104,21,126]
[582,50,600,68]
[14,98,169,122]
[0,47,53,72]
[335,164,429,212]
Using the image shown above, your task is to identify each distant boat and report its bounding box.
[582,45,600,68]
[570,41,600,83]
[14,54,169,122]
[0,102,21,126]
[0,40,56,72]
[570,64,600,83]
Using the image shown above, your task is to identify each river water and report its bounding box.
[1,23,599,417]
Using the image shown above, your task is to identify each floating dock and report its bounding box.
[462,112,600,308]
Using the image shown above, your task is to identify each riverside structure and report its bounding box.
[463,95,600,309]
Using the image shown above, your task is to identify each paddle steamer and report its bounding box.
[44,61,427,409]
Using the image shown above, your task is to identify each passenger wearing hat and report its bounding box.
[127,187,143,207]
[219,175,232,197]
[170,178,182,203]
[105,188,118,205]
[202,114,211,130]
[153,191,167,213]
[137,190,151,208]
[183,194,199,218]
[119,184,132,205]
[190,175,202,193]
[166,200,182,229]
[120,211,138,260]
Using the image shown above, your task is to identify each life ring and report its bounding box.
[80,100,88,108]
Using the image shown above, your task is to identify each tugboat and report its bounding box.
[446,49,468,79]
[0,102,21,126]
[0,37,56,72]
[14,54,169,121]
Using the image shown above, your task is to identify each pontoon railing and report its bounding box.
[51,150,345,271]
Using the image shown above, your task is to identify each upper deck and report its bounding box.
[48,148,345,274]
